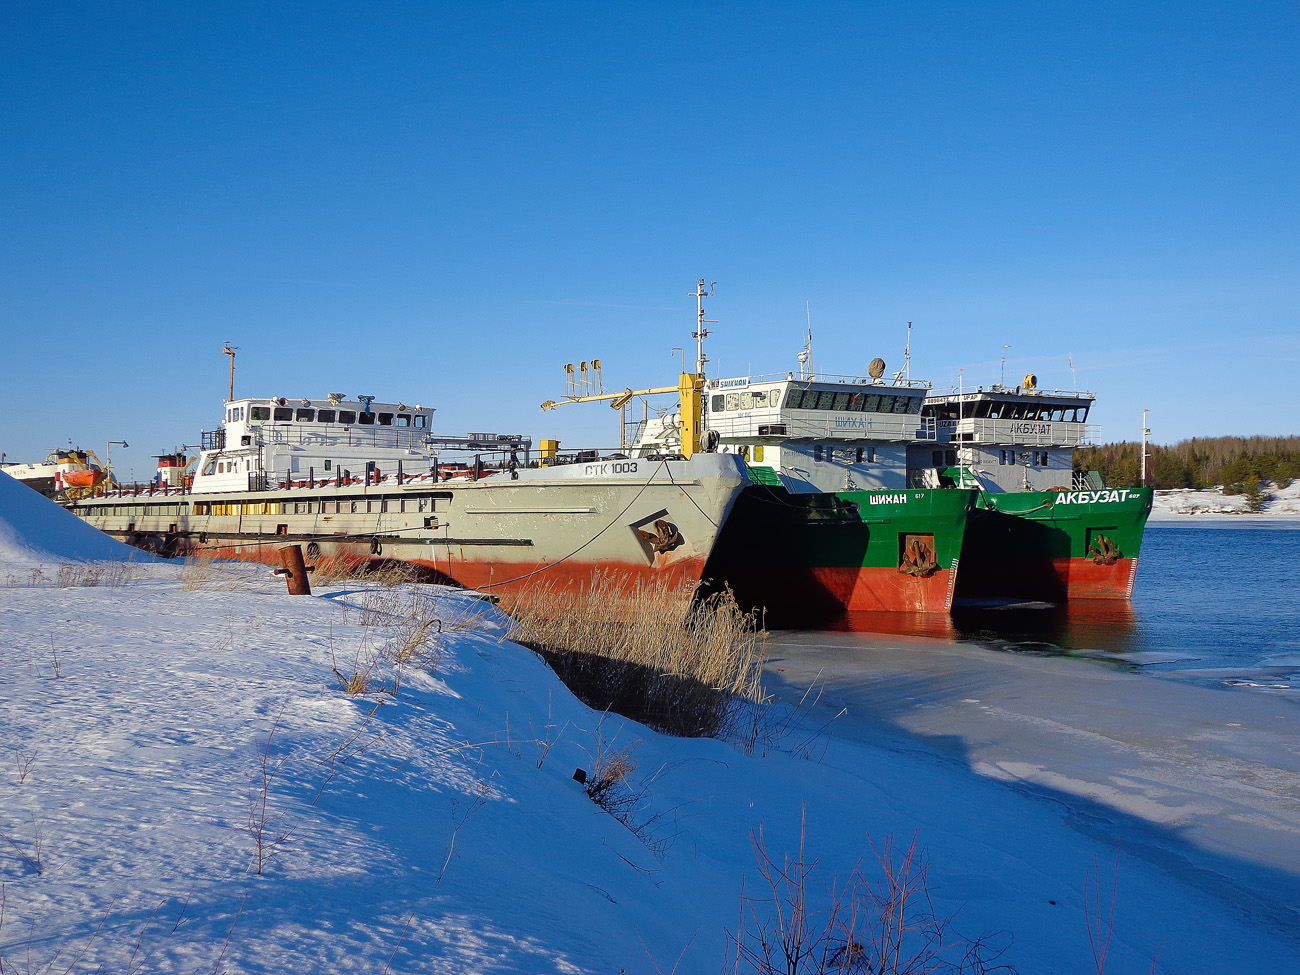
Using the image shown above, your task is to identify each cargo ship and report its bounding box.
[63,380,749,601]
[909,377,1153,602]
[2,448,110,499]
[544,284,974,627]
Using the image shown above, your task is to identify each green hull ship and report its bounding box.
[910,378,1154,603]
[699,480,975,627]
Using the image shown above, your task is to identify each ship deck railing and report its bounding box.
[921,417,1100,447]
[710,412,936,442]
[926,384,1097,401]
[72,444,640,500]
[706,370,931,389]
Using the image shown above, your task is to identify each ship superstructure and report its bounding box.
[909,379,1098,492]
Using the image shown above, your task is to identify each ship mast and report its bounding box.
[692,278,715,374]
[222,344,239,402]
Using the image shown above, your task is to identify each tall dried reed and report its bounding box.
[502,572,766,738]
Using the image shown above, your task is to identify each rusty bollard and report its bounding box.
[274,544,313,595]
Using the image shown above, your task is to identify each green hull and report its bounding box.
[956,487,1154,602]
[702,482,975,627]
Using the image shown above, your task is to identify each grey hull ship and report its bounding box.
[65,391,748,599]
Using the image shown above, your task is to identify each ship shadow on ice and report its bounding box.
[949,598,1142,662]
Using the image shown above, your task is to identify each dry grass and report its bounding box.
[501,572,767,739]
[310,556,434,587]
[0,562,142,589]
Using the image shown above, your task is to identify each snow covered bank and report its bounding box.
[0,470,151,564]
[3,568,1300,972]
[1151,480,1300,521]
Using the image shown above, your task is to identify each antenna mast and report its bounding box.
[798,303,814,379]
[1069,354,1077,393]
[892,321,913,384]
[691,278,716,374]
[1141,409,1151,486]
[222,344,238,402]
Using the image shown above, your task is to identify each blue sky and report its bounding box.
[2,2,1297,478]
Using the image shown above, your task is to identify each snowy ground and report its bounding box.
[4,472,1300,972]
[1151,480,1300,521]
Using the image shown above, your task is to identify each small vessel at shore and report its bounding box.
[912,377,1153,602]
[64,371,749,600]
[2,448,109,500]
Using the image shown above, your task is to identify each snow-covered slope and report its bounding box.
[1152,480,1300,520]
[0,470,150,563]
[3,492,1299,971]
[2,579,1299,971]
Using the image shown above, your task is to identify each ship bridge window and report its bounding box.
[378,412,394,426]
[338,410,356,424]
[751,390,767,407]
[725,393,740,410]
[317,409,336,423]
[711,394,725,412]
[358,412,375,425]
[251,406,270,421]
[296,408,314,421]
[830,391,850,411]
[273,407,293,421]
[740,392,753,409]
[395,413,410,427]
[414,414,428,429]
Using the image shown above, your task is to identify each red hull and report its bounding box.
[195,537,710,598]
[959,555,1139,602]
[809,564,959,615]
[1052,556,1140,600]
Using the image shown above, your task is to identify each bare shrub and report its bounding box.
[246,715,293,875]
[727,808,1012,975]
[503,573,767,738]
[49,562,138,589]
[180,549,226,592]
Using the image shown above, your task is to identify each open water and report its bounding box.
[792,523,1300,689]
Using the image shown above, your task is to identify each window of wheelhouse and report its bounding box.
[273,407,293,421]
[711,394,725,412]
[296,408,314,421]
[338,410,356,424]
[377,412,394,426]
[251,406,271,421]
[414,414,428,429]
[317,409,336,423]
[395,414,410,427]
[357,411,375,425]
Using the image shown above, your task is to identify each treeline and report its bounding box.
[1074,436,1300,490]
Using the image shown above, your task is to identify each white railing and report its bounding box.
[926,418,1097,447]
[707,371,931,390]
[708,412,926,442]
